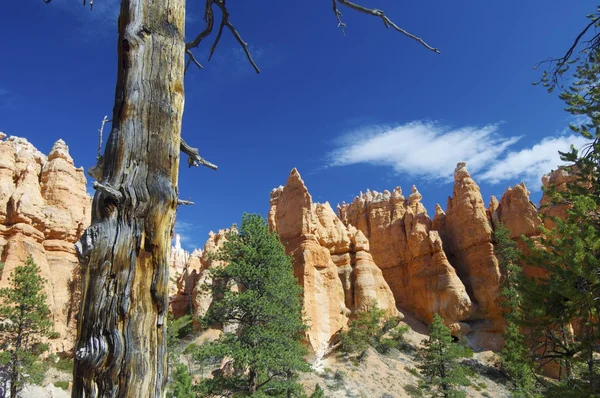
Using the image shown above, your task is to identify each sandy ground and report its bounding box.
[20,316,513,397]
[301,313,512,398]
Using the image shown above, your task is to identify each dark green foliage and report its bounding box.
[377,323,410,355]
[493,223,537,396]
[54,381,70,391]
[0,256,53,398]
[167,313,193,360]
[521,56,600,388]
[195,213,309,396]
[309,383,325,398]
[419,314,470,398]
[404,384,424,397]
[166,313,195,394]
[183,343,199,356]
[521,194,600,394]
[48,355,74,373]
[339,305,385,356]
[527,9,600,396]
[168,363,196,398]
[339,306,408,358]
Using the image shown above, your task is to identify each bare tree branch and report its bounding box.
[185,49,204,73]
[180,138,218,170]
[186,0,215,51]
[177,199,195,206]
[535,14,600,89]
[332,0,346,35]
[333,0,440,54]
[185,0,260,74]
[208,0,227,61]
[97,115,110,160]
[93,181,123,203]
[212,0,260,73]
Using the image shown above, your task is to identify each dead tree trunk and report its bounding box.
[72,0,186,396]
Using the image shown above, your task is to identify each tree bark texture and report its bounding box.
[72,0,185,396]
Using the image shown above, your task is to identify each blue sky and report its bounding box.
[0,1,594,250]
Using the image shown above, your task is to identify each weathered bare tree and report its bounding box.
[42,0,438,397]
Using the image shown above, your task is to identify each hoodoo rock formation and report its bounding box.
[269,169,398,357]
[0,134,91,353]
[338,184,472,336]
[439,163,507,348]
[169,229,229,328]
[0,133,576,360]
[337,162,567,350]
[169,163,575,355]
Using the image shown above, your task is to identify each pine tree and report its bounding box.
[309,384,325,398]
[168,363,196,398]
[167,313,193,364]
[493,223,537,396]
[194,213,310,397]
[339,304,386,357]
[419,314,469,398]
[521,195,600,395]
[0,256,53,398]
[521,42,600,396]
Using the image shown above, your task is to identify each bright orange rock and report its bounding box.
[0,135,91,354]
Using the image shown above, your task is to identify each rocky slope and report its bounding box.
[0,134,91,353]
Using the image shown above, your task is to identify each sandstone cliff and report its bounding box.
[337,162,562,350]
[269,169,398,357]
[338,185,472,337]
[167,163,570,356]
[170,229,230,330]
[0,134,91,353]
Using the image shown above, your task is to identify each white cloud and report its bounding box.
[327,121,591,191]
[328,121,521,182]
[173,219,201,250]
[479,135,589,190]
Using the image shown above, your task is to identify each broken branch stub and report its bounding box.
[180,138,218,170]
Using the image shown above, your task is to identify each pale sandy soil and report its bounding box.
[300,313,512,398]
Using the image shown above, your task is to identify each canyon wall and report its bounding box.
[0,134,91,353]
[0,134,573,358]
[337,162,568,350]
[169,162,573,355]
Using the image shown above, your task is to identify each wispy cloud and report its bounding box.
[173,219,201,250]
[327,121,590,191]
[479,134,589,189]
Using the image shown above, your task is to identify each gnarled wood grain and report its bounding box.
[72,1,186,396]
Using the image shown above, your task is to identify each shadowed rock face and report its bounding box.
[169,229,230,330]
[338,183,472,337]
[0,134,91,354]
